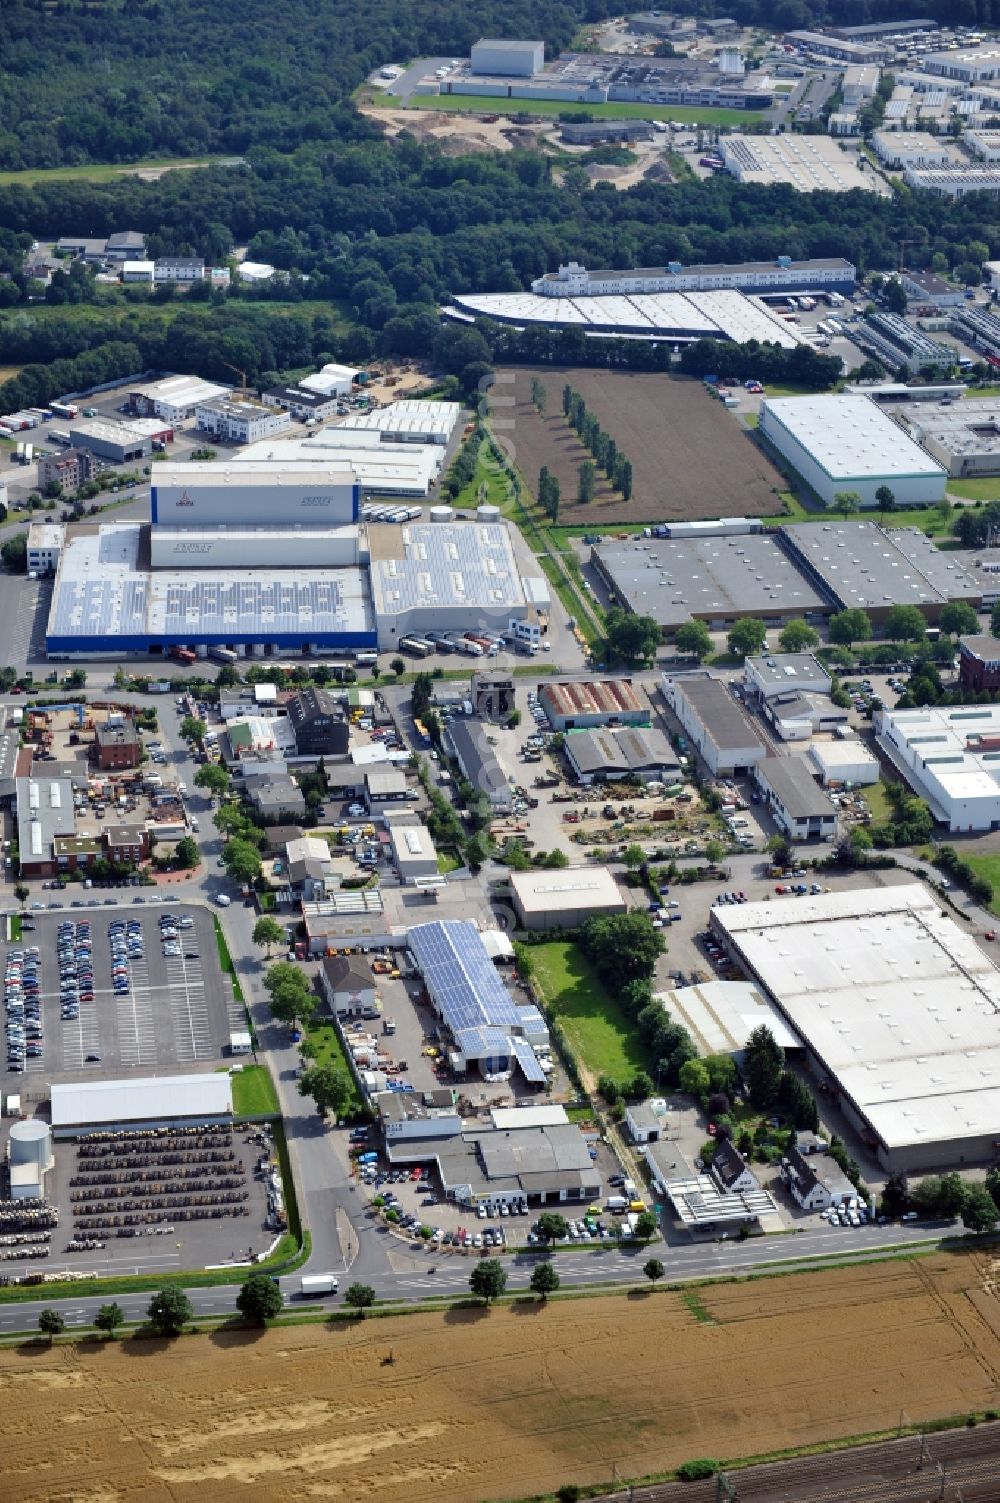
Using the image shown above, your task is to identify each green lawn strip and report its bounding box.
[212,915,245,1004]
[436,851,462,875]
[230,1064,280,1116]
[302,1018,365,1116]
[369,91,759,126]
[861,777,892,824]
[947,476,1000,501]
[530,939,652,1080]
[9,914,22,942]
[965,855,1000,916]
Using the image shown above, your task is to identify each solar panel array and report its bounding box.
[454,1025,513,1060]
[408,921,522,1036]
[512,1036,547,1084]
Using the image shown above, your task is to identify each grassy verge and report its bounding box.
[302,1018,365,1116]
[369,90,759,127]
[437,851,462,875]
[9,914,22,942]
[213,915,245,1004]
[966,854,1000,916]
[861,777,892,824]
[947,476,1000,502]
[530,939,651,1081]
[231,1064,280,1116]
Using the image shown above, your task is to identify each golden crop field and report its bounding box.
[2,1254,1000,1503]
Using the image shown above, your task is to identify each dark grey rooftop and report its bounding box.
[757,756,836,820]
[674,676,765,755]
[781,521,982,611]
[594,535,827,628]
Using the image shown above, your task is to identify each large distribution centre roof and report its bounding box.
[594,535,827,628]
[449,288,805,348]
[369,521,526,620]
[761,394,947,485]
[713,885,1000,1160]
[781,519,982,611]
[46,524,374,651]
[51,1072,233,1129]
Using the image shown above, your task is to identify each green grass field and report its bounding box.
[966,855,1000,916]
[370,91,760,127]
[947,477,1000,502]
[231,1064,279,1116]
[0,155,238,187]
[530,940,650,1083]
[302,1019,365,1115]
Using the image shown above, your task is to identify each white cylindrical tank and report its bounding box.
[476,504,500,522]
[9,1118,52,1173]
[429,504,454,523]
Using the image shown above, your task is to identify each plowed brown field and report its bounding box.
[495,367,786,524]
[3,1254,1000,1503]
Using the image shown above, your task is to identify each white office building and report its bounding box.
[871,129,952,169]
[195,399,291,445]
[759,394,948,507]
[874,703,1000,832]
[26,521,65,577]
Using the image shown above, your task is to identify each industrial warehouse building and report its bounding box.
[69,419,151,464]
[509,866,626,930]
[660,673,764,776]
[46,522,376,657]
[719,134,878,192]
[408,921,549,1087]
[449,286,808,349]
[874,703,1000,831]
[538,678,650,731]
[369,520,531,648]
[712,885,1000,1173]
[780,520,982,624]
[530,257,857,299]
[150,462,359,527]
[900,399,1000,478]
[759,394,948,508]
[564,725,679,784]
[808,738,881,787]
[591,535,828,633]
[50,1073,234,1136]
[753,755,838,841]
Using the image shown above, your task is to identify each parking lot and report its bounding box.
[2,903,242,1085]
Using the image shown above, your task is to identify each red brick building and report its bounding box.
[959,634,1000,693]
[105,825,149,866]
[93,718,140,770]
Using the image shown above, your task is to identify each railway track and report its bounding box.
[595,1422,1000,1503]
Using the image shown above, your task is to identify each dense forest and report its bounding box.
[0,131,995,408]
[2,0,998,169]
[0,0,613,169]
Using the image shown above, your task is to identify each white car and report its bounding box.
[348,804,366,817]
[214,893,232,907]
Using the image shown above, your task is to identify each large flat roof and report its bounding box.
[51,1072,232,1129]
[720,134,880,192]
[713,885,1000,1157]
[47,524,374,648]
[762,394,946,483]
[594,535,826,628]
[370,520,525,620]
[781,520,982,611]
[878,702,1000,806]
[450,288,806,349]
[510,866,624,914]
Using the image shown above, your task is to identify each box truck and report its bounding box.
[300,1274,339,1297]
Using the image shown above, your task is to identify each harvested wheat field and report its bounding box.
[3,1254,1000,1503]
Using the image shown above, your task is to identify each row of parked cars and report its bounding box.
[5,946,41,1072]
[823,1199,870,1228]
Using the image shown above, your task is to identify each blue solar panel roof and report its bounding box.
[454,1026,512,1059]
[512,1036,546,1084]
[408,921,523,1035]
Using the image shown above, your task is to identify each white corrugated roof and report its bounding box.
[51,1073,233,1128]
